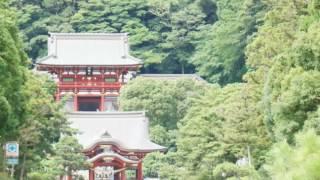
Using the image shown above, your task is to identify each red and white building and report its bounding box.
[36,33,166,180]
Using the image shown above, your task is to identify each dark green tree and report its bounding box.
[0,0,28,142]
[192,0,266,84]
[28,136,87,180]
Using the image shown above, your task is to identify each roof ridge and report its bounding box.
[68,111,146,116]
[49,32,128,36]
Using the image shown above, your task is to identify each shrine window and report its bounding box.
[105,77,117,83]
[63,77,74,82]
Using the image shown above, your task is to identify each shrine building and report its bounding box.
[36,33,166,180]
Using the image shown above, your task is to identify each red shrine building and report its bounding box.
[37,33,141,112]
[36,33,166,180]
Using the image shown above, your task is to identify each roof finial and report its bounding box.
[101,131,112,138]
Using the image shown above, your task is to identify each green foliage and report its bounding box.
[19,72,68,149]
[265,130,320,179]
[149,125,177,150]
[9,0,77,59]
[192,0,266,84]
[144,151,189,180]
[212,162,260,180]
[172,84,270,177]
[120,77,207,129]
[244,0,300,85]
[293,22,320,71]
[29,136,87,178]
[0,172,13,180]
[143,152,166,178]
[245,0,320,143]
[150,1,207,73]
[27,172,52,180]
[50,136,87,176]
[3,71,71,179]
[266,68,320,142]
[0,0,28,139]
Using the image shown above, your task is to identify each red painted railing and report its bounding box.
[57,82,122,90]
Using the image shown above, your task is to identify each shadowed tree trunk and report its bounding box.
[19,153,27,180]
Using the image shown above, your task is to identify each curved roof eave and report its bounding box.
[87,152,140,164]
[127,55,143,64]
[36,55,55,64]
[83,138,166,153]
[36,56,142,67]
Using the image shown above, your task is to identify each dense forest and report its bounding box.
[1,0,320,179]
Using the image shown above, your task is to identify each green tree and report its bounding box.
[192,0,266,84]
[212,162,260,180]
[245,0,320,142]
[9,0,79,59]
[17,72,69,179]
[244,0,301,86]
[28,136,87,179]
[51,136,87,178]
[265,130,320,179]
[0,0,27,141]
[120,77,207,129]
[171,84,270,178]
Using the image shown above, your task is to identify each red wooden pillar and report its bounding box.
[73,95,78,111]
[136,169,138,180]
[100,95,104,111]
[137,162,143,180]
[120,170,126,180]
[56,86,61,101]
[56,93,60,101]
[67,175,72,180]
[115,171,120,180]
[120,162,126,180]
[89,169,95,180]
[121,69,125,84]
[116,69,120,83]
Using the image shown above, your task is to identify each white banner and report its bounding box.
[95,166,114,180]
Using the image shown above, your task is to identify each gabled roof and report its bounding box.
[68,111,166,152]
[36,33,142,66]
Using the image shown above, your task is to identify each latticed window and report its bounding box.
[105,77,117,83]
[63,77,74,82]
